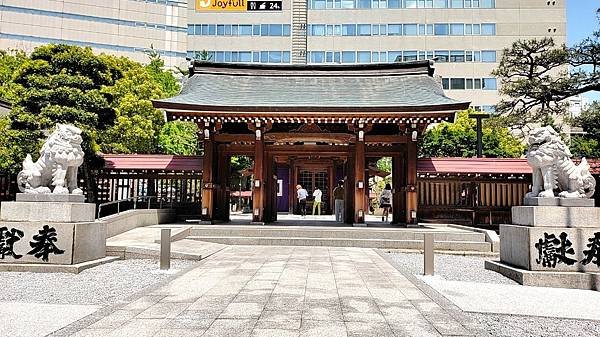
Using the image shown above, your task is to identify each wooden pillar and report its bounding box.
[252,128,266,224]
[216,149,230,222]
[201,126,217,222]
[345,155,355,225]
[406,138,418,224]
[354,130,366,224]
[392,151,403,225]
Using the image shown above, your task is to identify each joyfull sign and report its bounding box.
[196,0,282,11]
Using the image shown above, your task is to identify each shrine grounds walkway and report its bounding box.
[54,246,486,337]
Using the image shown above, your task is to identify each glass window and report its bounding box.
[283,51,291,63]
[187,25,195,35]
[451,0,463,7]
[473,51,481,62]
[442,78,450,90]
[403,51,418,61]
[388,24,402,35]
[372,24,380,35]
[216,51,225,62]
[225,25,232,35]
[482,105,496,113]
[311,51,325,63]
[465,51,473,62]
[357,24,371,36]
[404,24,418,36]
[269,51,282,63]
[239,25,252,36]
[327,25,334,36]
[253,51,260,62]
[269,24,283,36]
[388,0,401,7]
[253,25,260,36]
[481,50,496,62]
[326,52,333,62]
[464,0,472,7]
[482,78,497,90]
[388,51,402,62]
[419,51,426,60]
[335,0,342,7]
[435,50,449,62]
[472,24,481,35]
[334,25,342,35]
[404,0,417,8]
[312,25,326,36]
[260,51,268,63]
[224,51,232,62]
[357,51,371,63]
[342,24,357,36]
[450,24,464,35]
[481,0,494,8]
[419,0,434,7]
[341,0,355,8]
[327,0,334,8]
[217,25,225,35]
[434,0,447,7]
[372,52,379,62]
[200,24,209,35]
[434,24,449,35]
[427,51,434,59]
[239,51,251,62]
[313,0,326,9]
[450,50,465,62]
[357,0,371,8]
[261,24,269,36]
[474,78,482,89]
[465,24,472,35]
[466,78,473,89]
[342,51,356,63]
[380,51,387,62]
[419,24,426,35]
[231,25,238,36]
[427,24,434,35]
[450,78,465,89]
[472,0,480,7]
[208,25,216,35]
[334,52,341,63]
[283,25,291,36]
[481,24,496,35]
[231,51,239,62]
[380,24,387,35]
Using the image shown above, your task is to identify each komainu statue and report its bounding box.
[526,126,596,199]
[17,124,85,195]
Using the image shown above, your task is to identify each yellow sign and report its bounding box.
[196,0,248,11]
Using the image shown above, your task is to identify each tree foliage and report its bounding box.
[570,102,600,158]
[158,121,199,155]
[493,11,600,128]
[420,110,525,158]
[0,49,27,102]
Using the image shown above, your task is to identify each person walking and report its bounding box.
[312,187,323,216]
[380,183,393,222]
[333,180,345,222]
[296,184,308,217]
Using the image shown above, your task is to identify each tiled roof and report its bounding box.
[102,154,202,171]
[154,61,469,112]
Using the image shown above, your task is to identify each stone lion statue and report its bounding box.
[526,126,596,199]
[17,124,85,195]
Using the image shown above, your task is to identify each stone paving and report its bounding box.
[67,246,477,337]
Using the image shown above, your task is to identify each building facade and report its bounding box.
[186,0,566,111]
[0,0,188,67]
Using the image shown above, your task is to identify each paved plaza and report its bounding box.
[59,246,480,337]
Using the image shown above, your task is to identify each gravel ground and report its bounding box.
[387,252,517,284]
[467,312,600,337]
[387,252,600,337]
[0,259,197,306]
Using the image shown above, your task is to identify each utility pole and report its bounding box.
[469,113,491,158]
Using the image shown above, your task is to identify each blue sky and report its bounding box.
[568,0,600,102]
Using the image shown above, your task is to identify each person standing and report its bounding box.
[380,183,393,222]
[296,184,308,217]
[312,187,323,216]
[332,180,345,222]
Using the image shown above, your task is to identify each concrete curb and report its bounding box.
[447,224,500,253]
[0,256,120,274]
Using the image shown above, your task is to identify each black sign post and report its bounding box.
[247,1,283,11]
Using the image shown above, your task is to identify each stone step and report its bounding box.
[188,226,486,242]
[187,236,492,252]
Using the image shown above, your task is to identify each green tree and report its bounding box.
[99,54,179,154]
[158,121,199,155]
[5,44,123,200]
[570,102,600,158]
[492,10,599,128]
[420,110,525,158]
[0,49,27,102]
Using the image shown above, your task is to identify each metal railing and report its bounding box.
[97,196,173,219]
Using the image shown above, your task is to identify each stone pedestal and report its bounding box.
[0,195,107,269]
[486,200,600,290]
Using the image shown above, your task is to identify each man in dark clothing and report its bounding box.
[332,180,345,222]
